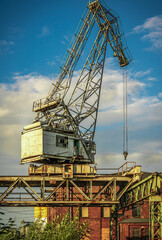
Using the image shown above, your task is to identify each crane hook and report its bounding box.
[123,151,128,160]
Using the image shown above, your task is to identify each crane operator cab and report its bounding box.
[21,121,96,164]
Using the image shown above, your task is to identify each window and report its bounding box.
[80,207,88,217]
[65,165,71,172]
[101,207,110,218]
[132,228,140,240]
[132,205,141,217]
[56,135,68,148]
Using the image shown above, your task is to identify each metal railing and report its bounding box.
[118,162,136,175]
[33,93,61,112]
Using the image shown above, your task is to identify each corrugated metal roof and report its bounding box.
[119,218,149,223]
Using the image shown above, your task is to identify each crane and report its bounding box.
[21,0,132,165]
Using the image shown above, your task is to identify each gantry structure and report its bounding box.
[0,163,161,239]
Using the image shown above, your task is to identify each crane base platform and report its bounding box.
[28,163,97,177]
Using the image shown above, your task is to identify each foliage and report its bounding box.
[0,215,20,240]
[0,209,89,240]
[0,209,5,230]
[25,212,89,240]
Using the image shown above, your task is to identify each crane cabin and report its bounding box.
[21,121,96,164]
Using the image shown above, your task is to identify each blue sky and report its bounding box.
[0,0,162,178]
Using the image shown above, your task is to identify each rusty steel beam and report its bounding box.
[45,179,66,201]
[0,200,119,207]
[24,187,38,201]
[66,180,69,201]
[119,173,162,208]
[93,178,114,200]
[70,180,90,201]
[117,179,133,201]
[0,177,19,201]
[20,177,42,200]
[0,173,138,207]
[0,175,131,185]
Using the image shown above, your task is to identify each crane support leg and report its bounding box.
[149,195,162,240]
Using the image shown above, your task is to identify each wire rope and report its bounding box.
[123,67,128,160]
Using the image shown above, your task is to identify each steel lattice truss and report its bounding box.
[119,173,161,209]
[1,173,161,208]
[0,175,133,207]
[32,0,132,162]
[110,173,162,240]
[149,196,162,240]
[0,172,161,240]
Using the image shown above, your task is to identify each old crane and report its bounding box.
[21,0,132,167]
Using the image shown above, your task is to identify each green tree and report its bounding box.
[25,212,89,240]
[0,212,20,240]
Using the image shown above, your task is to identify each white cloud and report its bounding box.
[0,108,9,117]
[37,26,50,38]
[0,40,14,55]
[147,77,156,81]
[61,34,71,45]
[0,40,14,46]
[134,69,151,77]
[0,73,53,158]
[48,60,56,66]
[158,93,162,98]
[98,92,162,128]
[95,63,162,172]
[96,152,162,173]
[128,98,162,127]
[0,62,161,174]
[132,15,162,50]
[134,15,162,32]
[130,68,156,82]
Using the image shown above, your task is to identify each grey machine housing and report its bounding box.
[21,122,95,164]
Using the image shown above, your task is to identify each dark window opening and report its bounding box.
[132,205,141,217]
[74,140,79,155]
[65,165,70,172]
[145,228,149,240]
[132,228,140,240]
[56,135,68,148]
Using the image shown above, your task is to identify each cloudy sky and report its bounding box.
[0,0,162,176]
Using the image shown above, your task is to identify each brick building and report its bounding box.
[46,171,154,240]
[47,201,150,239]
[118,203,149,240]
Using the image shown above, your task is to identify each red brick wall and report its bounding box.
[118,201,149,240]
[47,185,150,240]
[119,223,149,240]
[47,206,111,240]
[141,201,149,218]
[118,201,149,221]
